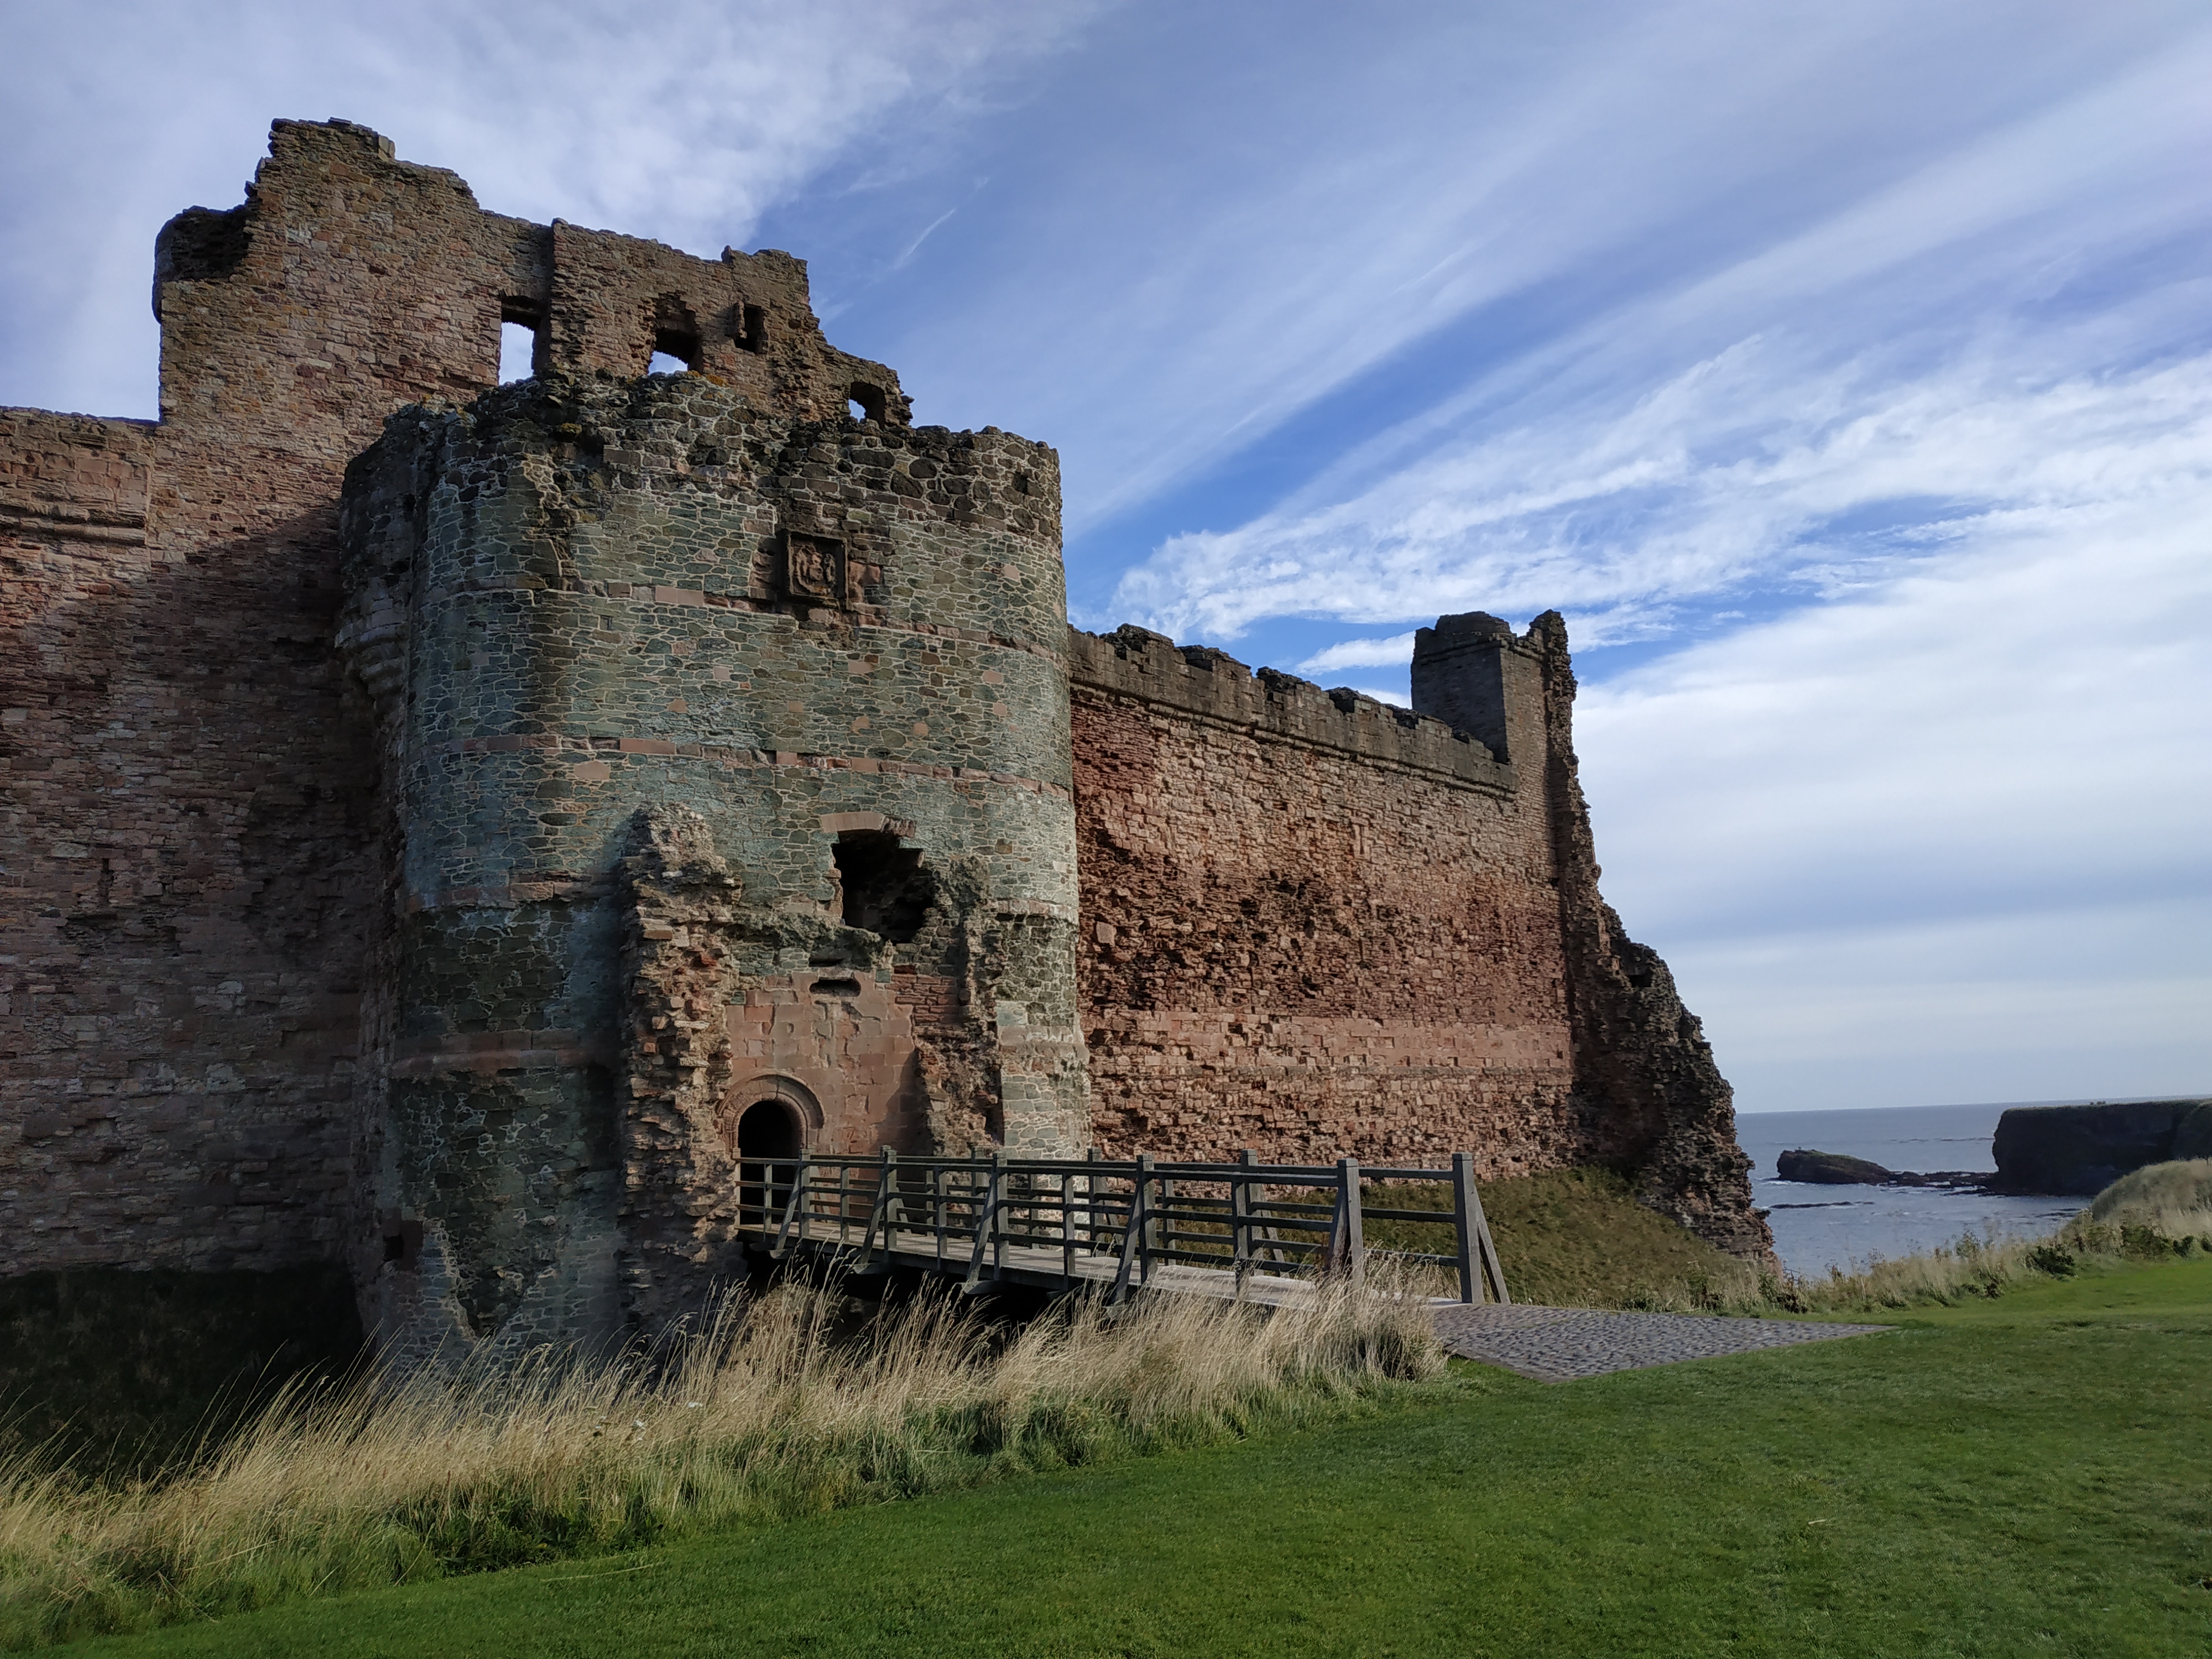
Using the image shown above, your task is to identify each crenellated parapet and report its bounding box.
[1068,624,1516,794]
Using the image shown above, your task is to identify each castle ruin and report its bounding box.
[2,121,1772,1360]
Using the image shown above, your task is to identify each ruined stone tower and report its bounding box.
[338,377,1086,1358]
[2,119,1771,1367]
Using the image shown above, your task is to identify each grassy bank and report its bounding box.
[1609,1155,2212,1318]
[46,1251,2212,1658]
[1362,1166,1750,1306]
[1404,1156,2212,1319]
[12,1163,2209,1652]
[0,1276,1437,1650]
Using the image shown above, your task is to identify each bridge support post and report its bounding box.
[1451,1151,1478,1303]
[1232,1148,1257,1296]
[1329,1157,1364,1288]
[1452,1151,1509,1305]
[1139,1152,1160,1287]
[991,1149,1009,1282]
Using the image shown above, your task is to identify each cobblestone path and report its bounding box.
[1432,1303,1891,1382]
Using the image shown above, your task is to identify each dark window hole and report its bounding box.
[382,1217,423,1269]
[848,381,886,422]
[834,829,934,942]
[811,975,862,997]
[650,293,702,374]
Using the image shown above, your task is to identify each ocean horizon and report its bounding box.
[1726,1099,2147,1277]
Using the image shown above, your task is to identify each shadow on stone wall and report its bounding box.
[0,1264,363,1481]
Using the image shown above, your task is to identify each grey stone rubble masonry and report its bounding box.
[1433,1302,1891,1383]
[337,373,1087,1360]
[3,112,908,1288]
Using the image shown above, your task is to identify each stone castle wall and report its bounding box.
[1065,615,1765,1255]
[1067,623,1572,1172]
[2,119,1771,1350]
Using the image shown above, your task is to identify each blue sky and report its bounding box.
[4,1,2207,1112]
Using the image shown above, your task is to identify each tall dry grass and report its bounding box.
[2082,1157,2212,1236]
[0,1273,1439,1650]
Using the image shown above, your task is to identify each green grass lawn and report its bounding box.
[52,1256,2211,1658]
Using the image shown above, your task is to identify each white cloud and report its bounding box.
[1110,340,2212,652]
[879,2,2211,530]
[1673,903,2212,1113]
[1573,478,2212,1109]
[1097,20,2212,635]
[1292,633,1417,676]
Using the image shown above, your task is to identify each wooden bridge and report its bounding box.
[736,1150,1510,1306]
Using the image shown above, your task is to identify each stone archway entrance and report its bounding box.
[734,1096,804,1229]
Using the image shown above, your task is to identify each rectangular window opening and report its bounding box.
[499,320,539,384]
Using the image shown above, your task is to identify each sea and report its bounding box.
[1735,1102,2089,1277]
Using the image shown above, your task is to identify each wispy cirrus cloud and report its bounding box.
[1103,24,2212,649]
[1571,455,2212,1109]
[1114,340,2212,646]
[1291,633,1419,677]
[859,1,2210,539]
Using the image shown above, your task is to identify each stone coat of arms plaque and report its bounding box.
[784,531,846,603]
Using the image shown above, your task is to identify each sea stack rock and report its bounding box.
[1992,1100,2212,1196]
[1776,1149,1895,1186]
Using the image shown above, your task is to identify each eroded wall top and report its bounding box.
[149,118,907,464]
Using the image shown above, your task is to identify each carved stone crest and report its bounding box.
[783,531,846,604]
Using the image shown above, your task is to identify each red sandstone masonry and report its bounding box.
[1067,621,1773,1259]
[1067,627,1580,1176]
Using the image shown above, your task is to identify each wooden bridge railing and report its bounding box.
[733,1148,1510,1305]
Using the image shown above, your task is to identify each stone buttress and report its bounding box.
[338,376,1086,1361]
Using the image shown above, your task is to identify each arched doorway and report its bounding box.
[735,1098,803,1229]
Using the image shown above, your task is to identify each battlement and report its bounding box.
[1069,620,1548,793]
